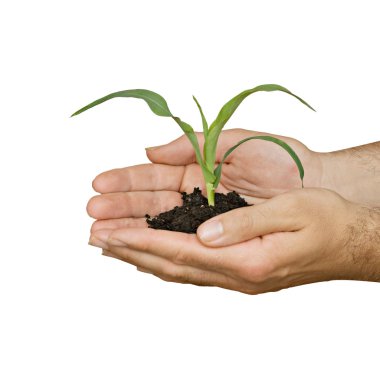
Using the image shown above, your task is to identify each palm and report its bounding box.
[164,129,318,199]
[218,132,317,198]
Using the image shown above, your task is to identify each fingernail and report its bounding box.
[145,145,161,151]
[198,220,223,243]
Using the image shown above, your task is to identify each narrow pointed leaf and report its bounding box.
[172,116,215,183]
[71,89,173,117]
[71,88,215,183]
[213,135,304,188]
[204,84,315,170]
[192,95,208,138]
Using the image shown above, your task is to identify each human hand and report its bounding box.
[89,189,380,294]
[87,128,323,231]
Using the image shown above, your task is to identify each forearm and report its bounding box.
[343,205,380,282]
[319,142,380,207]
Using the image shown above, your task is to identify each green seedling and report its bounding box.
[72,84,315,205]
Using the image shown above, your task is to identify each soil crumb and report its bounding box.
[145,187,249,233]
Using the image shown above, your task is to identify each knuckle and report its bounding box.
[284,197,300,217]
[90,220,102,233]
[164,265,184,281]
[240,261,273,284]
[120,168,132,190]
[156,274,173,283]
[238,206,271,234]
[137,240,150,252]
[150,164,162,189]
[151,192,163,212]
[191,270,209,286]
[230,127,246,134]
[122,191,132,206]
[239,211,256,232]
[256,205,272,221]
[115,248,130,262]
[275,191,301,215]
[247,265,269,283]
[172,247,187,265]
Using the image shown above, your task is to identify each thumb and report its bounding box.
[145,133,204,165]
[197,192,305,247]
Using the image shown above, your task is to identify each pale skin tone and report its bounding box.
[88,129,380,294]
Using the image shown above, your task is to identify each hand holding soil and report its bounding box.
[87,128,321,227]
[90,188,380,294]
[88,130,380,293]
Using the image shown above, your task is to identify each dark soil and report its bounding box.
[145,187,249,233]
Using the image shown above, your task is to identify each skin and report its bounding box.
[87,129,380,294]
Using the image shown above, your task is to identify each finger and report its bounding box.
[92,164,185,193]
[91,218,147,233]
[102,227,261,277]
[102,247,248,291]
[102,249,123,260]
[107,228,225,271]
[93,228,209,268]
[91,228,266,284]
[145,133,203,165]
[87,191,182,219]
[146,129,265,165]
[136,267,152,274]
[197,190,306,247]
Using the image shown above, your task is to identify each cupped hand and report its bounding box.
[87,128,323,232]
[89,189,380,294]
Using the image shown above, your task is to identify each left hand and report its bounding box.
[89,188,380,294]
[86,129,323,232]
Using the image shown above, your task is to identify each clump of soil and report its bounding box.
[145,187,249,233]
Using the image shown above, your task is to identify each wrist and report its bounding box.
[301,150,324,189]
[342,205,380,282]
[318,145,380,207]
[319,151,352,196]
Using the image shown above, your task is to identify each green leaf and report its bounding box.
[71,89,173,117]
[172,116,215,183]
[213,135,305,188]
[71,88,215,184]
[192,95,208,138]
[204,84,315,171]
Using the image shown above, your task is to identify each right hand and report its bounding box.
[87,128,324,232]
[89,188,380,294]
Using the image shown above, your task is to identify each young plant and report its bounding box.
[72,84,315,205]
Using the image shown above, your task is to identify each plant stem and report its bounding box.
[206,182,215,206]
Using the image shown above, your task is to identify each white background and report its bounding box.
[1,1,379,364]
